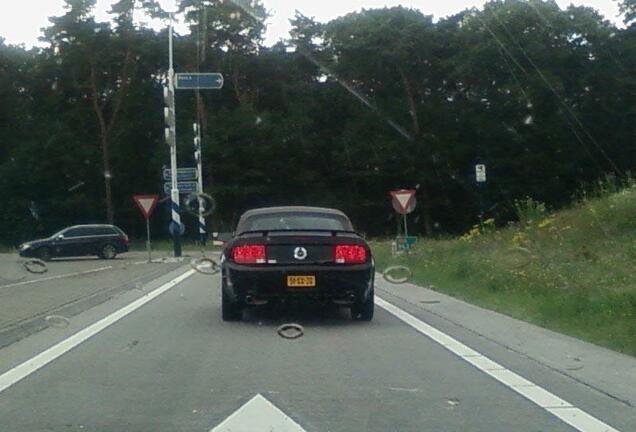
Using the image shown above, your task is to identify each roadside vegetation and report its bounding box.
[372,179,636,356]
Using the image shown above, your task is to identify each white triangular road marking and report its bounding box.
[395,193,413,210]
[137,198,156,215]
[209,394,307,432]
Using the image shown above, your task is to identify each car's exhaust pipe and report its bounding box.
[245,295,268,305]
[333,294,356,305]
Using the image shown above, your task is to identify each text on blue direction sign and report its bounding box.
[176,73,224,90]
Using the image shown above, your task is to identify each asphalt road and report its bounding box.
[0,252,186,349]
[0,261,634,432]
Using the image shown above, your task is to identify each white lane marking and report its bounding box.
[134,257,186,265]
[0,266,114,289]
[0,269,196,395]
[388,387,420,393]
[375,296,621,432]
[210,393,307,432]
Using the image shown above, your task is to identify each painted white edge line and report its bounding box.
[0,268,196,395]
[0,266,114,289]
[375,296,621,432]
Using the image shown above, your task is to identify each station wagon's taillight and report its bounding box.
[334,245,367,264]
[232,244,266,264]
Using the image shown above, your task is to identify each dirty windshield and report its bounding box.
[0,0,634,431]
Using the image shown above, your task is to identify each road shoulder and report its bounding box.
[376,276,636,408]
[0,264,193,379]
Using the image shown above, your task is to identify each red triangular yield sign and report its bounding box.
[390,189,416,214]
[133,194,159,219]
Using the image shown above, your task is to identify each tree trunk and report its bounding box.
[398,66,421,136]
[101,135,115,224]
[88,51,133,224]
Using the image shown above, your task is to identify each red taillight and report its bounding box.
[232,244,266,264]
[122,234,129,245]
[335,245,367,264]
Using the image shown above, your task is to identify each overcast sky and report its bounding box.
[0,0,623,47]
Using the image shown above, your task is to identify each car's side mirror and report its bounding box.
[57,234,65,240]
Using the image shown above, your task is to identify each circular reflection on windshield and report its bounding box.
[45,315,70,329]
[184,193,216,217]
[382,265,412,284]
[190,257,220,275]
[277,323,304,340]
[23,259,48,274]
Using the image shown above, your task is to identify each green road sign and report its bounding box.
[396,236,417,250]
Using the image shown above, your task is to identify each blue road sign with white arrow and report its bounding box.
[163,167,198,181]
[176,73,224,90]
[163,182,198,195]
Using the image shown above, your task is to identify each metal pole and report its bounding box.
[168,13,182,257]
[146,218,151,263]
[478,189,484,226]
[194,124,206,245]
[403,213,408,238]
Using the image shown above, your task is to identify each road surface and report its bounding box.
[0,257,634,431]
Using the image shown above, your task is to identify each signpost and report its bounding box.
[396,236,417,251]
[175,72,223,248]
[132,195,159,263]
[164,13,181,258]
[162,167,198,182]
[390,189,416,231]
[163,181,198,195]
[475,164,487,224]
[390,189,417,251]
[193,122,206,245]
[475,164,487,183]
[176,73,224,90]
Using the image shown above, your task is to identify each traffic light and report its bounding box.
[163,86,176,146]
[193,123,201,163]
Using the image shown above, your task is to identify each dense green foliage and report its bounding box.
[1,0,635,244]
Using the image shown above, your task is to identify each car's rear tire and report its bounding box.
[352,289,374,321]
[221,282,242,321]
[100,244,117,260]
[36,247,52,262]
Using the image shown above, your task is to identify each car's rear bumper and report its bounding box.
[223,262,374,305]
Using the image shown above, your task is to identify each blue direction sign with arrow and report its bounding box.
[163,167,198,181]
[176,73,224,90]
[163,181,198,195]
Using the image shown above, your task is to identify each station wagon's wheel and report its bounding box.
[100,244,117,260]
[36,247,52,262]
[352,288,374,321]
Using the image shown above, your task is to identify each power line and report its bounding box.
[485,8,623,174]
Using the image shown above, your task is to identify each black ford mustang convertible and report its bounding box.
[220,206,374,321]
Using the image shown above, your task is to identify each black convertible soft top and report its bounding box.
[236,206,354,234]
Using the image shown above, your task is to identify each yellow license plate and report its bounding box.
[287,275,316,288]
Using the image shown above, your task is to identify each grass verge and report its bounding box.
[372,183,636,356]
